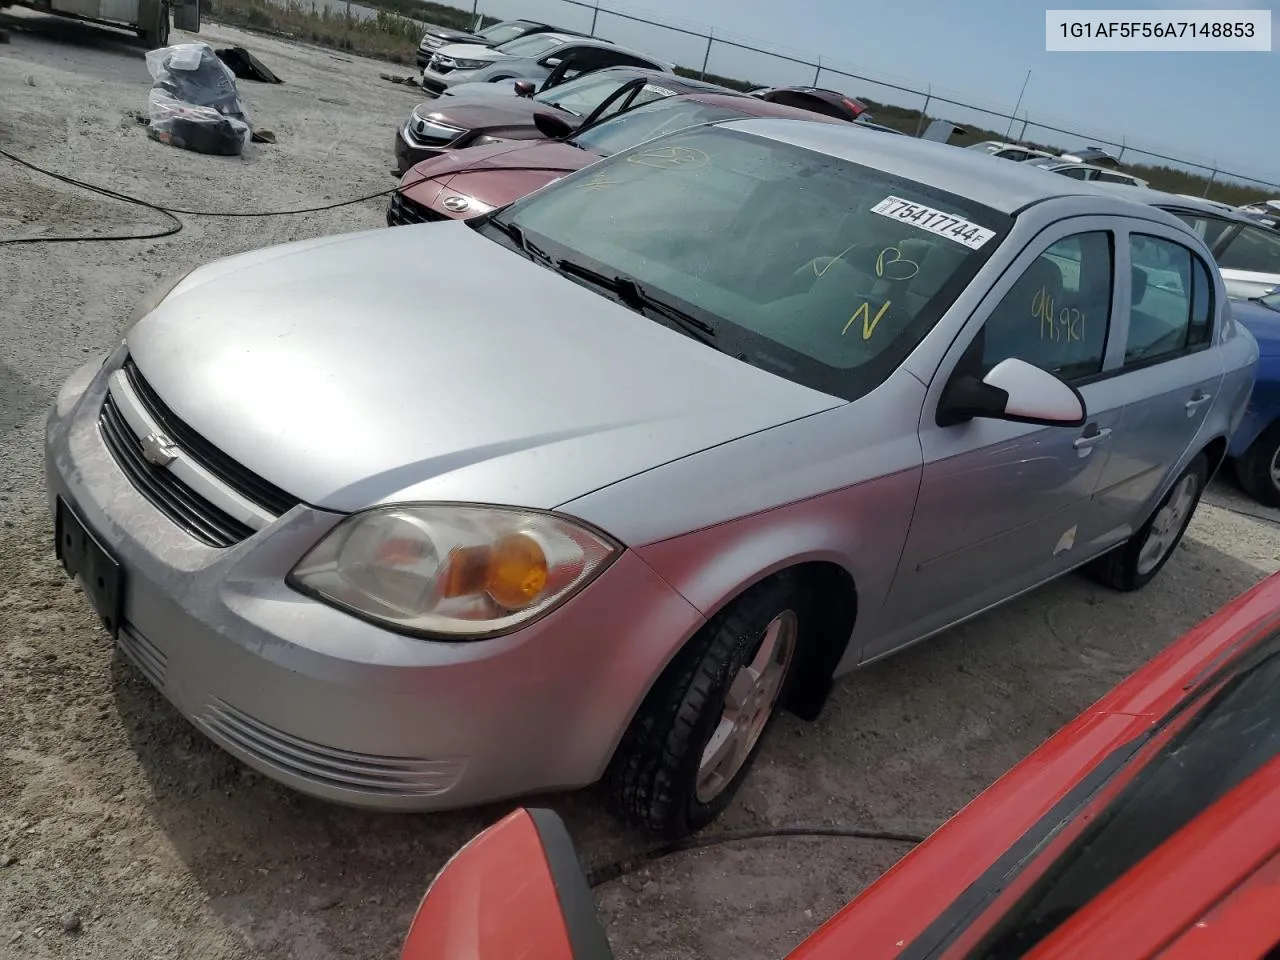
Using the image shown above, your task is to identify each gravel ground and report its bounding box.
[2,13,1279,960]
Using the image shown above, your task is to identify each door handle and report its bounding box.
[1073,426,1112,450]
[1185,391,1213,415]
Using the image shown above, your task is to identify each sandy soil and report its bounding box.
[2,12,1279,959]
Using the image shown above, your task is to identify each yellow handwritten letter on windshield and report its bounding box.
[843,301,891,339]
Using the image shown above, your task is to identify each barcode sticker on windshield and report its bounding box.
[871,196,996,250]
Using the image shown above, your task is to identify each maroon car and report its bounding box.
[387,90,849,226]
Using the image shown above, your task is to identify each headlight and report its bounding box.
[406,113,465,144]
[288,505,621,639]
[468,134,510,147]
[121,266,195,338]
[452,58,490,70]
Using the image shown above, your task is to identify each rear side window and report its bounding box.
[1218,225,1280,275]
[1125,235,1213,365]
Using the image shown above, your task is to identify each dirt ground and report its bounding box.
[1,12,1279,960]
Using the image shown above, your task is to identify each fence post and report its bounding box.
[1203,164,1218,198]
[914,87,931,137]
[590,1,599,35]
[700,31,713,79]
[813,55,821,86]
[1118,137,1126,162]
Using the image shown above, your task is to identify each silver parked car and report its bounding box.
[1023,156,1150,188]
[47,122,1258,837]
[421,33,673,97]
[1092,184,1280,300]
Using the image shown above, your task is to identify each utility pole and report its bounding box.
[1004,69,1031,142]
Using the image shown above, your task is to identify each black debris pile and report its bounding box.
[145,43,252,157]
[215,46,283,84]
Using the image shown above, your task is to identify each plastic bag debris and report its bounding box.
[145,42,252,157]
[215,47,283,84]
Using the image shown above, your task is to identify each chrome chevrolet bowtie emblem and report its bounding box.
[442,195,470,213]
[140,432,178,467]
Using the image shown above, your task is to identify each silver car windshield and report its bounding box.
[495,34,562,57]
[477,21,534,45]
[481,124,1012,401]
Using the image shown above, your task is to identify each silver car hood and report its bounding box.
[126,222,842,515]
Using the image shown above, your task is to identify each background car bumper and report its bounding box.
[44,352,707,811]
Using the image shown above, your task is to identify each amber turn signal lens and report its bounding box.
[486,533,548,610]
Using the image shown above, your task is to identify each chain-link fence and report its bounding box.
[455,0,1277,199]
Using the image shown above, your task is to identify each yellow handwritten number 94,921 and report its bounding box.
[1030,286,1084,343]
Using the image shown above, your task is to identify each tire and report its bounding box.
[143,1,169,49]
[1234,422,1280,508]
[1089,453,1208,592]
[606,573,810,838]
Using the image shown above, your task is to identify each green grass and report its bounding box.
[207,0,1272,203]
[206,0,424,63]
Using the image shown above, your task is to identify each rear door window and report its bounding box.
[1125,234,1203,365]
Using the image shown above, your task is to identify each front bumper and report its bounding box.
[45,350,706,811]
[393,126,447,177]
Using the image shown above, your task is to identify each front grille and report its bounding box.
[123,359,300,517]
[200,698,467,797]
[99,393,254,548]
[387,191,446,226]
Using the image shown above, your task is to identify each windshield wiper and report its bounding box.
[484,216,554,266]
[554,259,717,344]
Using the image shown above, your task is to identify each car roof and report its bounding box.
[542,36,673,69]
[710,117,1151,214]
[584,66,727,92]
[655,91,850,123]
[1089,182,1257,221]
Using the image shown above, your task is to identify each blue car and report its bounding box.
[1230,292,1280,505]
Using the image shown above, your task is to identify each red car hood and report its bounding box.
[400,139,595,214]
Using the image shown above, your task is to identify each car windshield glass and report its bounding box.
[477,21,531,45]
[534,72,628,115]
[571,98,754,157]
[1260,292,1280,311]
[495,34,561,57]
[476,124,1011,401]
[962,631,1280,960]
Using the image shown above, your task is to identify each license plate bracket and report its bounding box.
[55,497,124,638]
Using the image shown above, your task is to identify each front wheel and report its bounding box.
[1235,422,1280,508]
[1088,453,1207,592]
[606,574,808,838]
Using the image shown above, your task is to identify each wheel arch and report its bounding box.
[607,553,860,768]
[1200,434,1229,481]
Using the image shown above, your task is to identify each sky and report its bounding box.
[464,0,1278,188]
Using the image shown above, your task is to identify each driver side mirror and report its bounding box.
[937,357,1087,428]
[533,110,575,139]
[513,79,537,97]
[400,808,614,960]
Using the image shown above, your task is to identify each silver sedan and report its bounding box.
[46,122,1258,837]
